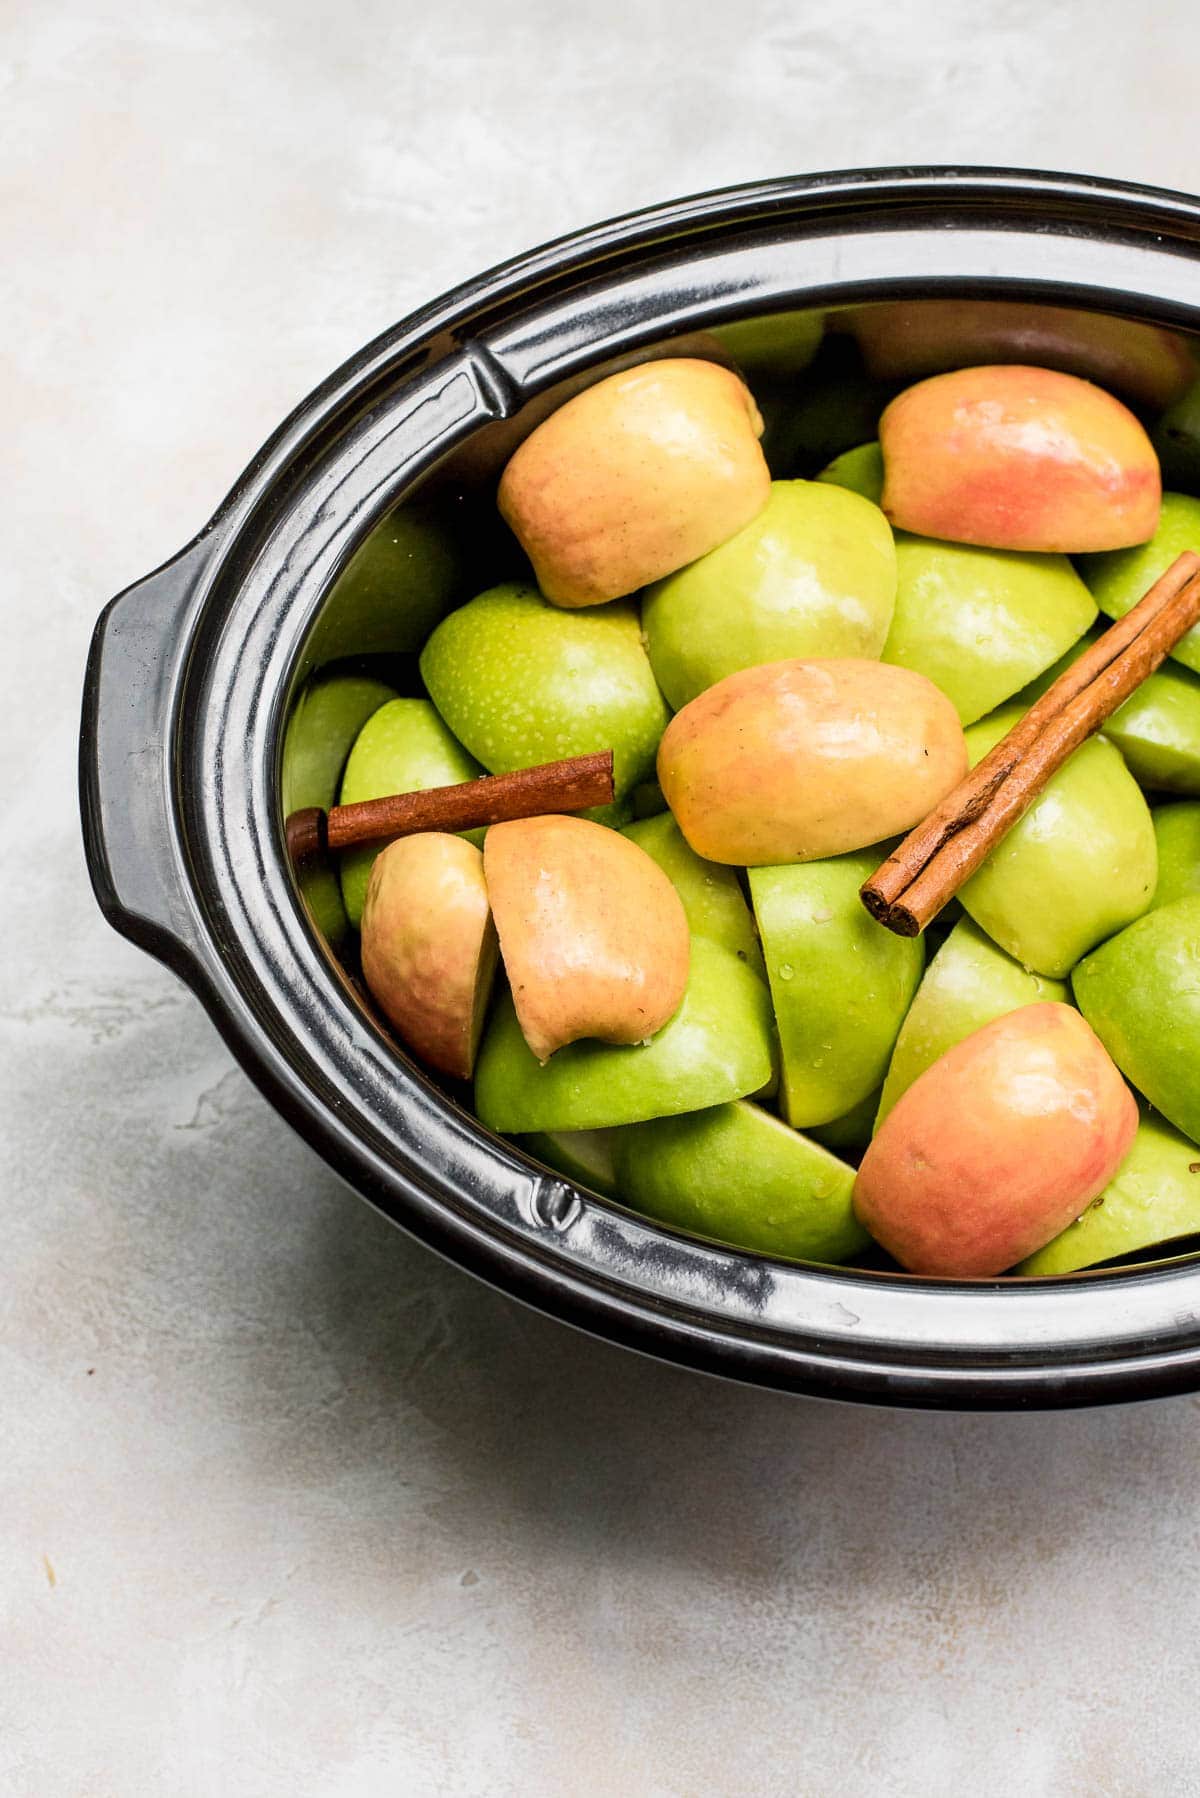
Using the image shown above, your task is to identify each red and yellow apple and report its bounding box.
[853,1003,1138,1277]
[879,364,1161,553]
[497,359,770,606]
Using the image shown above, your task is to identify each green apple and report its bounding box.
[305,498,463,665]
[1153,802,1200,909]
[623,812,764,978]
[519,1129,621,1198]
[1072,897,1200,1145]
[881,538,1096,725]
[475,937,775,1133]
[1103,657,1200,794]
[1080,492,1200,675]
[959,704,1157,977]
[815,441,884,504]
[748,851,924,1127]
[612,1100,869,1264]
[337,699,483,929]
[712,309,824,376]
[419,583,669,807]
[641,480,896,709]
[754,337,893,476]
[876,919,1068,1126]
[807,1087,881,1154]
[281,670,397,946]
[1153,381,1200,493]
[1018,1112,1200,1275]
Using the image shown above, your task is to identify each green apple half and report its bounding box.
[881,538,1096,725]
[1154,802,1200,910]
[959,704,1157,977]
[1072,896,1200,1145]
[304,499,462,665]
[475,937,775,1133]
[806,1087,882,1155]
[338,698,483,929]
[1018,1112,1200,1274]
[519,1130,621,1198]
[876,919,1068,1126]
[281,670,397,946]
[641,480,897,710]
[623,812,764,978]
[815,441,885,504]
[613,1100,870,1263]
[420,582,668,807]
[1080,491,1200,675]
[748,851,924,1127]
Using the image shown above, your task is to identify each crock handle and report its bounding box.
[79,533,217,978]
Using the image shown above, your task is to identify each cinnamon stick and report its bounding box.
[862,553,1200,937]
[286,749,615,864]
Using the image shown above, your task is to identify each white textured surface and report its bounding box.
[6,2,1200,1792]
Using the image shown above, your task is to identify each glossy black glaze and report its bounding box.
[81,167,1200,1409]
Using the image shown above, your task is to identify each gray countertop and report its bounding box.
[6,3,1200,1792]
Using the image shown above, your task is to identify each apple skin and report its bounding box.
[305,499,462,665]
[474,937,775,1134]
[851,300,1196,412]
[483,816,689,1064]
[612,1101,870,1264]
[641,480,897,708]
[497,359,771,607]
[282,671,397,947]
[519,1129,622,1199]
[1103,656,1200,795]
[336,697,484,929]
[880,536,1097,725]
[749,852,924,1128]
[419,583,669,812]
[879,365,1162,553]
[815,442,884,504]
[1080,492,1200,676]
[958,704,1157,978]
[853,1003,1139,1278]
[712,309,824,377]
[806,1088,882,1155]
[622,812,764,979]
[657,658,968,866]
[1072,897,1200,1146]
[876,919,1068,1126]
[1153,803,1200,910]
[360,833,498,1081]
[1018,1112,1200,1275]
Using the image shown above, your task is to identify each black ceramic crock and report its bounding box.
[81,167,1200,1410]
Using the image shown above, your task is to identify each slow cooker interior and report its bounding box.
[279,292,1200,1285]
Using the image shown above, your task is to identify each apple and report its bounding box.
[657,658,967,866]
[360,833,498,1080]
[1072,897,1200,1145]
[1153,380,1200,493]
[519,1129,621,1199]
[1079,492,1200,676]
[854,1003,1138,1277]
[474,936,775,1133]
[712,308,824,376]
[281,670,397,946]
[622,812,764,978]
[483,815,689,1063]
[612,1100,870,1264]
[1153,802,1200,910]
[880,536,1096,725]
[851,299,1195,411]
[815,442,884,504]
[497,359,770,606]
[305,497,463,665]
[641,479,897,708]
[748,851,924,1128]
[806,1088,881,1155]
[337,698,483,929]
[1018,1112,1200,1275]
[1102,656,1200,795]
[958,703,1157,977]
[419,583,669,814]
[879,365,1162,553]
[753,340,893,477]
[876,918,1068,1126]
